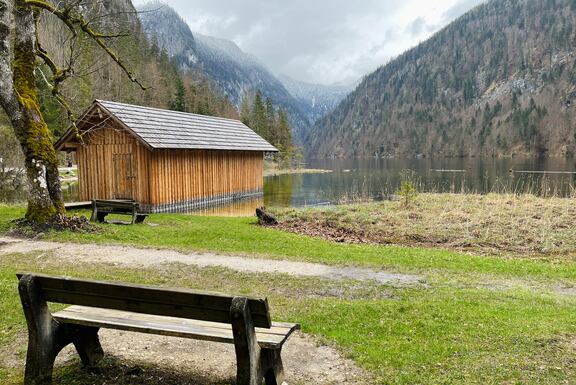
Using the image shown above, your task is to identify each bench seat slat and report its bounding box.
[53,306,300,349]
[57,306,297,335]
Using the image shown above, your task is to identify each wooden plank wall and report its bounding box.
[149,149,264,205]
[76,124,263,207]
[76,125,150,203]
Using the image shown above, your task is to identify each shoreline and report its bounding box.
[264,167,332,177]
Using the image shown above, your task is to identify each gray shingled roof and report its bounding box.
[96,100,278,152]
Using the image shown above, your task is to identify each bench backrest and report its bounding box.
[93,200,139,210]
[17,273,271,328]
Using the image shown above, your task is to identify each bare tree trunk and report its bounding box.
[0,0,64,222]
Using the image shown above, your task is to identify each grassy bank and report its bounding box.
[275,193,576,260]
[263,160,332,176]
[1,194,576,384]
[0,204,575,281]
[1,252,575,384]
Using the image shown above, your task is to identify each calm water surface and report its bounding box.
[37,157,576,215]
[263,157,576,208]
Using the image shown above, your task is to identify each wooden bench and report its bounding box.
[90,199,148,224]
[17,273,299,385]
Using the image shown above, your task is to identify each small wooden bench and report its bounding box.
[17,273,299,385]
[90,199,148,224]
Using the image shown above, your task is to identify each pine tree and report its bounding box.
[169,78,187,112]
[240,93,252,126]
[276,109,292,150]
[238,90,295,164]
[252,90,268,139]
[265,96,275,137]
[149,34,160,58]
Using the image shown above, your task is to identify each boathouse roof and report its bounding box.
[56,100,278,152]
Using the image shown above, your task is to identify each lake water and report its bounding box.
[13,157,576,215]
[263,157,576,208]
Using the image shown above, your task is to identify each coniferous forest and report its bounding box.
[240,90,301,165]
[4,0,576,163]
[307,0,576,158]
[0,0,298,160]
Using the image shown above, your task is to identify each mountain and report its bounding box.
[307,0,576,158]
[32,0,237,138]
[278,74,354,124]
[136,2,312,142]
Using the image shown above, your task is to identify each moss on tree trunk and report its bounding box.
[12,0,64,222]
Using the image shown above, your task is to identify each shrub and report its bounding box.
[397,170,418,207]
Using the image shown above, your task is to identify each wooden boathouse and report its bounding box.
[55,100,278,213]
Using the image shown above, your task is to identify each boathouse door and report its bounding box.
[113,153,135,199]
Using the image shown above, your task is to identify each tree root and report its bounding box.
[9,213,97,237]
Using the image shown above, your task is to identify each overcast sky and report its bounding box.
[133,0,486,86]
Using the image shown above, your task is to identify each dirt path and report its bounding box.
[0,236,385,384]
[0,236,421,285]
[3,330,370,385]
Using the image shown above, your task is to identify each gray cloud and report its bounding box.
[443,0,486,21]
[134,0,487,85]
[407,17,438,37]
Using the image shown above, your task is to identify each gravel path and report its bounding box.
[3,330,371,385]
[0,236,422,285]
[0,236,390,384]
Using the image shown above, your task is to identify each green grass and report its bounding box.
[0,205,574,282]
[2,205,576,283]
[0,205,24,232]
[1,204,576,383]
[297,291,576,384]
[1,252,575,384]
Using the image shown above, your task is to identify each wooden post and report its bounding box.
[90,200,97,222]
[18,274,104,385]
[131,202,137,224]
[230,296,262,385]
[71,325,104,367]
[18,274,69,385]
[261,348,285,385]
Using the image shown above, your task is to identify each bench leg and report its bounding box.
[262,348,285,385]
[72,326,104,367]
[231,297,263,385]
[90,201,97,222]
[23,333,67,385]
[96,212,107,223]
[19,275,73,385]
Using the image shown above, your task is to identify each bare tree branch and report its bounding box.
[25,0,148,90]
[33,10,78,134]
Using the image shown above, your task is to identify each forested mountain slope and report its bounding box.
[136,2,312,143]
[278,74,354,125]
[34,0,237,138]
[307,0,576,158]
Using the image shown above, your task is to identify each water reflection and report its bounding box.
[263,173,301,207]
[61,181,79,203]
[187,197,263,217]
[263,157,576,207]
[5,157,575,217]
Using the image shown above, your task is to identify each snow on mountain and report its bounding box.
[136,1,351,142]
[278,74,354,124]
